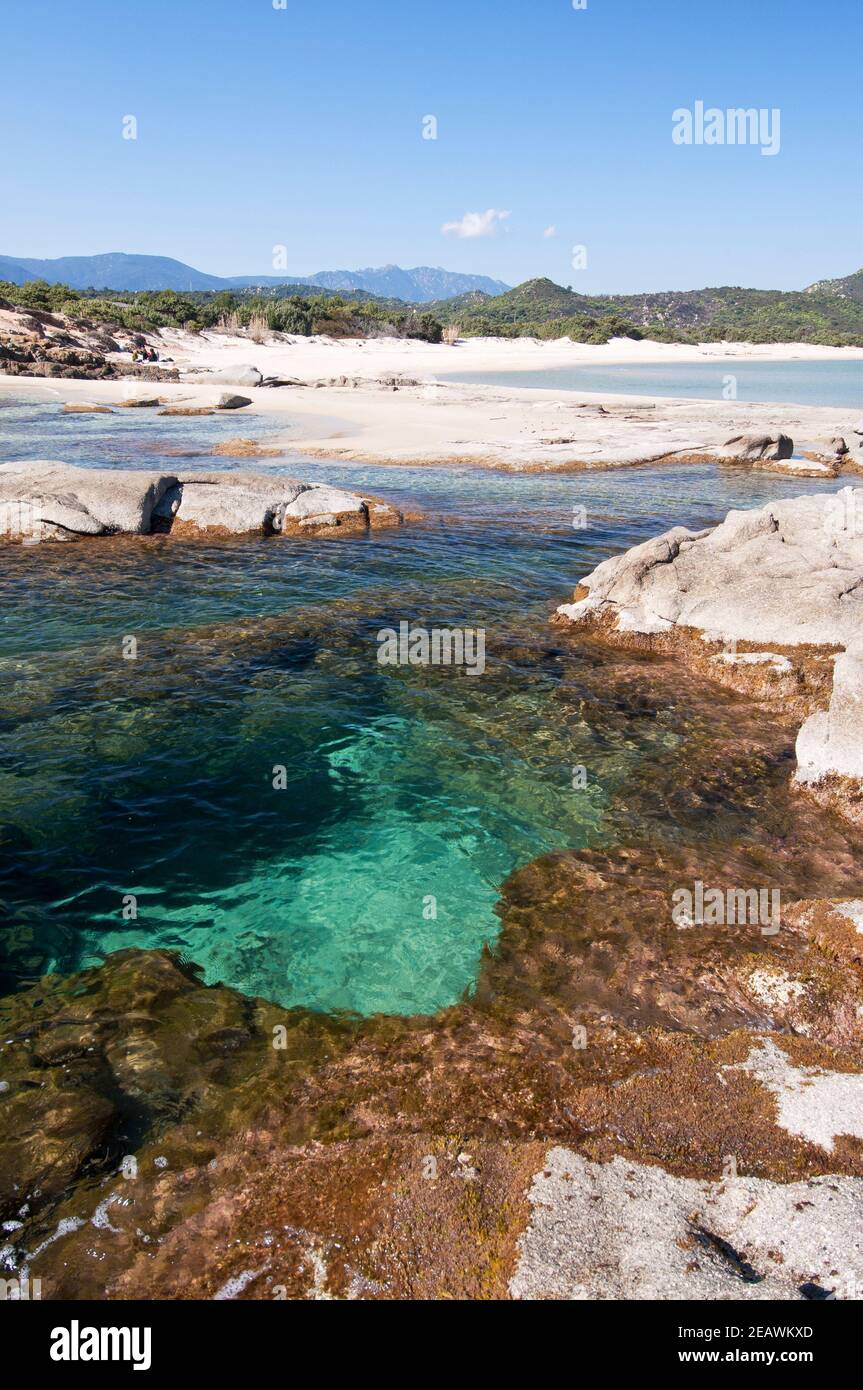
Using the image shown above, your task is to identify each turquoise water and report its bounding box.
[448,359,863,408]
[0,394,851,1015]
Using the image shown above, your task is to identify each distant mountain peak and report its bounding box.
[0,252,510,303]
[295,265,510,301]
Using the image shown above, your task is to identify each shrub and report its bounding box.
[0,279,82,313]
[247,313,269,344]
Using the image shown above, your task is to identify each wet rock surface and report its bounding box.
[3,889,863,1299]
[2,625,863,1299]
[510,1149,863,1300]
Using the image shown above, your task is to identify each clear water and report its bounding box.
[0,393,850,1015]
[447,359,863,409]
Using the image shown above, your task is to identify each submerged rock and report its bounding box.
[0,949,327,1228]
[5,884,863,1299]
[211,438,282,458]
[2,598,862,1299]
[510,1149,863,1300]
[3,678,863,1299]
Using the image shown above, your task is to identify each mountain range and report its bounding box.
[0,253,510,303]
[5,250,863,344]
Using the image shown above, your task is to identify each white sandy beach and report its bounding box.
[3,331,863,472]
[156,328,863,375]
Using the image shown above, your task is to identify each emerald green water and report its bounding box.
[0,394,849,1014]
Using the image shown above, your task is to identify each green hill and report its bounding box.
[7,269,863,348]
[805,268,863,307]
[431,274,863,346]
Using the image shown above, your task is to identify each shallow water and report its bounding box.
[447,359,863,408]
[0,394,853,1014]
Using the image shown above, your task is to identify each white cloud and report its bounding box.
[441,208,511,239]
[542,225,558,239]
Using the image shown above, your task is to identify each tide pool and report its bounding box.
[0,394,852,1014]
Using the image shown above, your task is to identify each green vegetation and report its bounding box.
[5,270,863,346]
[0,279,443,342]
[429,275,863,346]
[0,278,83,314]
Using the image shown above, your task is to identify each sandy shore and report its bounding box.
[3,331,862,472]
[155,328,863,375]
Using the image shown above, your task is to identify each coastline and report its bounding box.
[143,328,863,374]
[5,332,863,1301]
[3,331,863,474]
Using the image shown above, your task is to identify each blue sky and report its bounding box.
[3,0,860,291]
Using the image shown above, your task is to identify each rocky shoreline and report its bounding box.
[6,308,863,476]
[3,609,863,1300]
[3,882,863,1300]
[0,460,405,542]
[4,343,863,1301]
[555,487,863,826]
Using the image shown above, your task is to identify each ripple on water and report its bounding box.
[0,395,856,1012]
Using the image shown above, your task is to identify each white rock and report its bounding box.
[560,493,863,648]
[510,1148,863,1301]
[185,365,262,388]
[558,490,863,785]
[0,460,176,537]
[835,901,863,932]
[718,432,793,462]
[746,969,807,1009]
[158,472,308,534]
[283,486,366,524]
[0,461,380,539]
[728,1039,863,1151]
[796,640,863,783]
[712,651,793,674]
